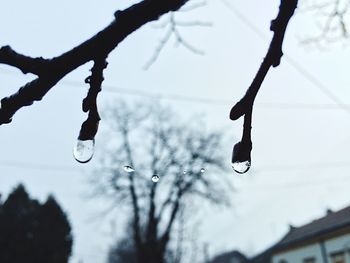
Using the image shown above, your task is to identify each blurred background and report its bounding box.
[1,0,350,262]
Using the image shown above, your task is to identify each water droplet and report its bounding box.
[151,175,160,183]
[200,168,205,173]
[183,171,187,174]
[73,139,94,163]
[232,161,251,174]
[123,165,135,173]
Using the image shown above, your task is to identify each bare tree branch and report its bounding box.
[96,101,230,263]
[120,126,144,261]
[0,0,190,125]
[0,46,49,75]
[229,0,298,172]
[144,10,208,69]
[179,0,207,12]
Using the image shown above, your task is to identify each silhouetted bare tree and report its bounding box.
[107,234,137,263]
[91,101,232,263]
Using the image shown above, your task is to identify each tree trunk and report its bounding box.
[136,242,167,263]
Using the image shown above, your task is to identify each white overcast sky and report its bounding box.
[1,0,350,262]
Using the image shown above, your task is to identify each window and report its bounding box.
[330,252,345,263]
[303,257,316,263]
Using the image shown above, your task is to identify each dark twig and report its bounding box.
[78,57,107,141]
[0,46,49,76]
[230,0,299,120]
[0,0,190,125]
[179,0,206,12]
[229,0,298,171]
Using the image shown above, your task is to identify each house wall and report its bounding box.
[272,233,350,263]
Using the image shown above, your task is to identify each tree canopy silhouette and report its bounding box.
[91,101,233,263]
[0,184,73,263]
[107,233,138,263]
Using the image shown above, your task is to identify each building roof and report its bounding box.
[249,205,350,262]
[213,205,350,263]
[210,250,248,263]
[249,247,274,263]
[275,205,350,251]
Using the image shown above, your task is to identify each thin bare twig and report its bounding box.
[229,0,298,172]
[144,9,208,69]
[301,0,350,47]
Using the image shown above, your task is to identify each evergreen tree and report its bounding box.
[37,195,73,263]
[0,184,73,263]
[0,184,40,263]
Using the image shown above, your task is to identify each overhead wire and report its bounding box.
[1,158,350,191]
[0,2,350,183]
[3,4,348,261]
[1,67,349,110]
[254,161,350,173]
[221,0,350,114]
[238,174,350,191]
[1,159,350,172]
[0,1,348,111]
[0,160,80,173]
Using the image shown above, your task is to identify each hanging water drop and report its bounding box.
[231,140,252,175]
[123,165,135,173]
[183,171,187,175]
[73,139,94,163]
[151,174,160,183]
[200,168,205,173]
[231,160,251,174]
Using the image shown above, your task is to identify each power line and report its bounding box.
[221,0,350,114]
[66,79,350,109]
[0,160,80,173]
[255,161,350,173]
[1,158,350,175]
[240,173,350,191]
[0,4,348,112]
[63,79,232,106]
[1,67,350,111]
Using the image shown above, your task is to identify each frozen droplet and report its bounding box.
[183,171,187,174]
[73,139,94,163]
[123,165,135,173]
[232,161,251,174]
[200,168,205,173]
[151,174,160,183]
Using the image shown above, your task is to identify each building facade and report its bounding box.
[255,206,350,263]
[212,206,350,263]
[273,232,350,263]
